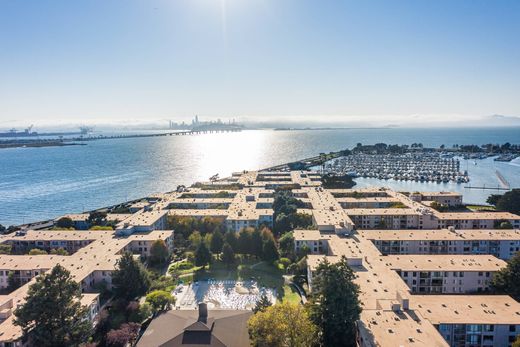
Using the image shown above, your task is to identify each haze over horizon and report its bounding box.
[1,0,520,129]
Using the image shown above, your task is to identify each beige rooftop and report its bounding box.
[360,228,520,241]
[384,254,506,272]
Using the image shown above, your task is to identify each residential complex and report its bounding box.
[288,181,520,347]
[0,228,174,346]
[0,169,519,347]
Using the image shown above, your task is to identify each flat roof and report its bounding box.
[435,211,520,220]
[335,197,400,203]
[419,191,462,197]
[293,229,322,241]
[118,209,167,227]
[384,254,506,272]
[413,295,520,324]
[360,309,449,347]
[360,228,520,241]
[345,208,420,216]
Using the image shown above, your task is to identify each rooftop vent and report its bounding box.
[198,302,208,323]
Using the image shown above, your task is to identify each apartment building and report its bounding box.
[362,228,520,260]
[0,228,174,346]
[386,254,505,294]
[289,181,520,347]
[434,211,520,230]
[410,191,463,206]
[414,295,520,347]
[293,229,327,254]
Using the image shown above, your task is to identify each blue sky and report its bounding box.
[1,0,519,128]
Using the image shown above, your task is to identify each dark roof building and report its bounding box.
[136,303,252,347]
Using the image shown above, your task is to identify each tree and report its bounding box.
[188,231,202,250]
[274,213,292,236]
[145,290,175,312]
[297,244,311,260]
[56,217,74,229]
[252,293,272,313]
[487,189,520,215]
[88,211,108,227]
[262,238,279,263]
[221,242,236,268]
[13,264,92,347]
[279,232,295,259]
[309,257,361,347]
[238,228,253,255]
[251,229,264,258]
[149,239,169,265]
[28,248,48,255]
[195,242,212,269]
[248,302,318,347]
[90,225,113,230]
[260,227,275,242]
[486,194,501,206]
[430,201,448,212]
[50,247,69,255]
[106,322,140,347]
[498,221,513,229]
[210,230,224,256]
[204,233,212,248]
[112,252,151,301]
[513,335,520,347]
[224,231,238,252]
[7,272,21,291]
[491,251,520,301]
[292,213,313,229]
[0,244,11,254]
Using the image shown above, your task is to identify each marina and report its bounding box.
[324,153,469,183]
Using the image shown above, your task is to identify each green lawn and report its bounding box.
[280,284,302,304]
[466,204,496,211]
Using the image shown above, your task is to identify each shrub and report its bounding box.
[278,257,292,270]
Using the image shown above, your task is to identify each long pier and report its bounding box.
[72,128,242,142]
[1,128,243,149]
[464,170,511,191]
[464,185,510,191]
[495,170,510,189]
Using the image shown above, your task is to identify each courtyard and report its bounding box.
[174,279,276,310]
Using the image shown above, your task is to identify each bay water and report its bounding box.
[1,127,519,226]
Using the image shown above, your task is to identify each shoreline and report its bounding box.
[6,143,519,229]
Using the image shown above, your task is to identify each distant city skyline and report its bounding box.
[1,0,519,127]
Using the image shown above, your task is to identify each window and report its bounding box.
[483,325,494,332]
